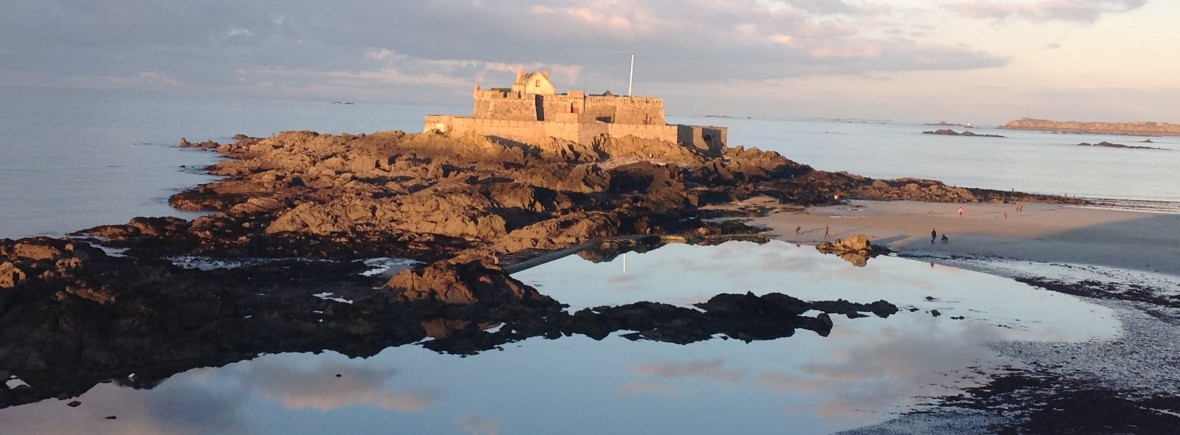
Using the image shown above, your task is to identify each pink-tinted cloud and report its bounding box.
[244,359,440,412]
[949,0,1146,23]
[756,322,1005,420]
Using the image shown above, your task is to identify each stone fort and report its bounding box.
[424,68,726,151]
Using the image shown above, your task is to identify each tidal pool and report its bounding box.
[0,241,1120,434]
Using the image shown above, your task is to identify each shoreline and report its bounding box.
[751,199,1180,277]
[751,199,1180,432]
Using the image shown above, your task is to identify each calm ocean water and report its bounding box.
[672,116,1180,203]
[2,85,1177,239]
[0,86,463,239]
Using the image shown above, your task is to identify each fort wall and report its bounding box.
[472,90,537,121]
[472,90,666,125]
[425,116,694,146]
[584,96,665,125]
[431,69,725,149]
[677,125,728,154]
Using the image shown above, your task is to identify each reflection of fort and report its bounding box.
[425,68,726,151]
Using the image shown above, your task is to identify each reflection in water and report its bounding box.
[0,241,1119,434]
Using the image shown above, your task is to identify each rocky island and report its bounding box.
[0,73,1070,409]
[922,128,1004,138]
[6,70,1174,433]
[1077,140,1162,150]
[1000,118,1180,136]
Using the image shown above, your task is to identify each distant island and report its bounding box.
[1000,118,1180,136]
[922,128,1004,138]
[924,121,974,129]
[1077,141,1162,150]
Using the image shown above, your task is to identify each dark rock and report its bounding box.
[922,129,1004,138]
[1077,141,1160,150]
[0,127,1075,412]
[816,234,889,266]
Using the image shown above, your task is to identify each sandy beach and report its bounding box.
[751,200,1180,277]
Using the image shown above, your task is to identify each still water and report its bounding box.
[2,86,1178,239]
[0,241,1119,434]
[0,85,463,238]
[672,116,1180,203]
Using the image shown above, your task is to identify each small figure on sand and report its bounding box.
[940,234,949,244]
[795,226,801,235]
[1016,202,1024,212]
[958,206,964,216]
[824,225,830,239]
[931,228,937,244]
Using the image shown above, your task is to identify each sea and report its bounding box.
[1,85,1176,432]
[3,85,1178,240]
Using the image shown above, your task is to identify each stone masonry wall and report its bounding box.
[584,96,665,125]
[424,116,684,147]
[473,90,537,121]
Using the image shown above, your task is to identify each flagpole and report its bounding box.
[628,54,634,96]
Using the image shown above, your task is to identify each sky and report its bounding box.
[2,0,1177,125]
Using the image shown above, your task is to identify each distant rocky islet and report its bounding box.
[1000,118,1180,136]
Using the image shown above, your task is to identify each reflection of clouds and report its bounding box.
[632,359,743,384]
[0,380,253,435]
[242,359,438,411]
[620,380,679,397]
[455,415,503,435]
[758,321,1007,420]
[0,352,444,435]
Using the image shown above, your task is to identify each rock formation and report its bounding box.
[816,234,887,266]
[922,129,1004,138]
[1077,141,1161,150]
[1000,118,1180,136]
[1,127,1082,410]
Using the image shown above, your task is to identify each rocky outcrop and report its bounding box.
[1000,118,1180,136]
[816,234,887,267]
[385,259,548,305]
[0,236,904,409]
[922,129,1004,138]
[0,125,1093,412]
[1077,141,1161,150]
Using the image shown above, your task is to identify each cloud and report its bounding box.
[0,0,1008,100]
[756,321,1006,420]
[241,359,440,412]
[948,0,1147,23]
[75,71,184,90]
[632,359,744,384]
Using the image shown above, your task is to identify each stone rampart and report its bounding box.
[677,125,728,154]
[425,116,686,147]
[473,90,537,121]
[432,70,722,148]
[584,96,665,125]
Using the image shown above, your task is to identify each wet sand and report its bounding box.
[751,200,1180,277]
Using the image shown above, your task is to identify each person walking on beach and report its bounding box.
[824,225,830,239]
[958,206,964,216]
[931,228,937,243]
